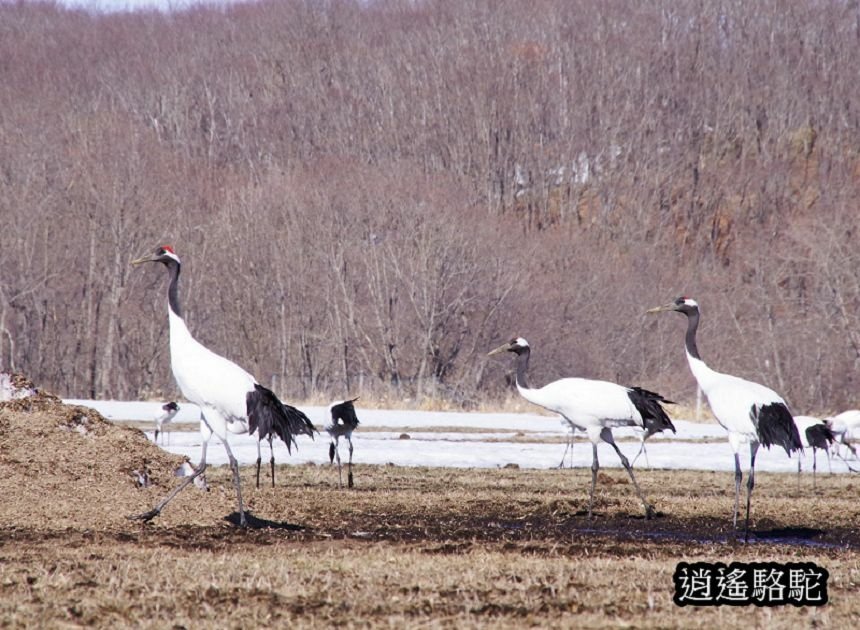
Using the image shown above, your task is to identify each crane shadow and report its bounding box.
[224,511,308,531]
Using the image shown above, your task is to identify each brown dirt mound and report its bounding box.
[0,389,190,530]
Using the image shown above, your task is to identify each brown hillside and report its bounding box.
[0,390,194,530]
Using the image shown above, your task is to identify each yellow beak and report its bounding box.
[646,303,676,315]
[131,254,156,267]
[487,343,512,357]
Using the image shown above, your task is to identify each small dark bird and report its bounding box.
[793,415,835,487]
[326,397,360,488]
[154,401,180,445]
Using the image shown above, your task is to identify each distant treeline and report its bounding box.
[1,0,859,412]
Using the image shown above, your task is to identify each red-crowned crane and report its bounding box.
[130,245,313,527]
[792,415,835,487]
[153,401,179,445]
[647,297,802,541]
[488,337,675,519]
[326,397,360,488]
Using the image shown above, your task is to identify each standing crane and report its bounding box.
[130,245,311,527]
[326,397,360,488]
[153,401,179,445]
[647,297,802,541]
[792,415,835,487]
[488,337,675,519]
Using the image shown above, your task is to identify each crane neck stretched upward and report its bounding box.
[165,258,182,318]
[683,307,702,361]
[513,346,531,390]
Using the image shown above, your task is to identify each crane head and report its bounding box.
[132,245,180,267]
[646,296,699,316]
[487,337,529,356]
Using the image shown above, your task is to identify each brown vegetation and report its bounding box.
[1,396,858,627]
[1,1,859,413]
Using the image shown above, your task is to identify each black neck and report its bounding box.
[514,347,531,389]
[166,259,182,317]
[684,308,701,360]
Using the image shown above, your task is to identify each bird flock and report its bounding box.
[129,246,857,538]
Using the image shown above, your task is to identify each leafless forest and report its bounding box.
[0,0,858,411]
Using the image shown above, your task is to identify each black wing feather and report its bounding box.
[246,384,313,454]
[282,402,317,439]
[752,402,802,455]
[627,387,676,437]
[330,397,360,430]
[805,423,835,451]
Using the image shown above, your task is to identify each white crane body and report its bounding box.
[130,245,313,526]
[648,297,802,541]
[489,337,674,518]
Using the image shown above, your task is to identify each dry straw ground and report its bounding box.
[1,395,858,628]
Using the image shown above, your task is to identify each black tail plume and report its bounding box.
[282,402,317,439]
[805,423,835,451]
[246,384,305,453]
[330,397,361,429]
[753,402,803,455]
[628,386,676,437]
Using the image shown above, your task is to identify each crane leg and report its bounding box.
[812,449,817,489]
[732,452,742,529]
[605,432,654,518]
[347,437,354,489]
[222,439,246,528]
[255,438,262,489]
[796,458,801,492]
[743,444,759,543]
[558,439,571,468]
[569,435,575,468]
[334,438,343,488]
[588,444,599,518]
[631,437,649,468]
[269,439,276,489]
[129,441,209,522]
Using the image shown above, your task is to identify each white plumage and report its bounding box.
[648,297,802,541]
[824,409,860,462]
[489,337,675,518]
[130,245,310,527]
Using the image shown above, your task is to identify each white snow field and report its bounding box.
[64,399,858,474]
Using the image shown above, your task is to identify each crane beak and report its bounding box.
[131,254,157,267]
[487,342,512,357]
[646,303,675,315]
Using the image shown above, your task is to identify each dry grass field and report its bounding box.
[1,395,858,628]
